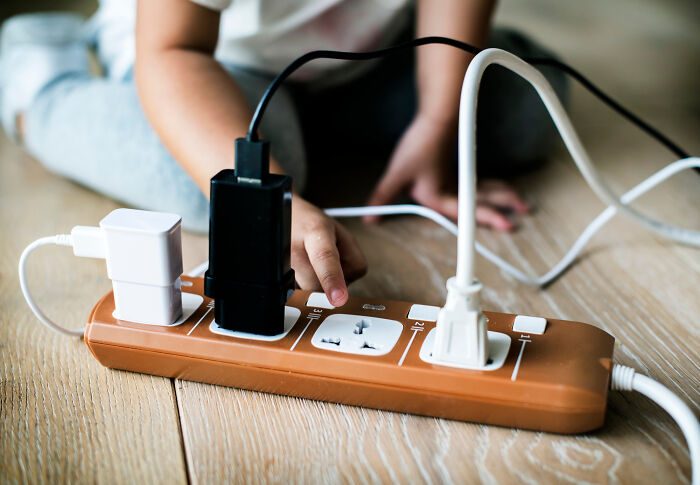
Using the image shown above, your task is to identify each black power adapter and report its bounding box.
[204,138,295,335]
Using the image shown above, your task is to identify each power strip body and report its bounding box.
[85,277,614,433]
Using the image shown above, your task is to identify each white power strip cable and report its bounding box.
[464,49,700,251]
[454,48,700,290]
[612,365,699,485]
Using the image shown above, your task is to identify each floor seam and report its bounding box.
[171,378,193,485]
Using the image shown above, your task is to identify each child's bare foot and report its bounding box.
[0,13,88,142]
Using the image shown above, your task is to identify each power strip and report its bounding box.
[85,276,615,434]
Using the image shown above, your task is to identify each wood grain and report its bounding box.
[1,0,698,483]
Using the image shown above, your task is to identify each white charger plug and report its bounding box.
[98,208,183,325]
[25,208,184,331]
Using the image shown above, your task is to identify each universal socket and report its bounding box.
[310,314,403,356]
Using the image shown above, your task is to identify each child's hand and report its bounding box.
[292,197,367,306]
[365,114,529,231]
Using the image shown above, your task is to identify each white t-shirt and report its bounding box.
[92,0,412,83]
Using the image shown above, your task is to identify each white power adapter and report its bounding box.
[99,208,183,325]
[19,208,184,335]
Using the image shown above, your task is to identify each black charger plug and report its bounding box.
[204,138,295,335]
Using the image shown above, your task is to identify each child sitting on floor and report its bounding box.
[0,0,566,306]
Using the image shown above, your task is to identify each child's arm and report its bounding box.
[366,0,530,230]
[135,0,365,306]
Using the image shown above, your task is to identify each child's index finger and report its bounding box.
[303,230,348,307]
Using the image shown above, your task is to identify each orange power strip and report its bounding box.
[85,276,615,434]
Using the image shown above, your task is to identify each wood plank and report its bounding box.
[0,140,188,484]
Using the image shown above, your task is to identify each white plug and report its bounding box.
[428,43,492,370]
[432,277,488,368]
[98,208,183,325]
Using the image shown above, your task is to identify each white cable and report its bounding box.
[188,156,698,285]
[18,235,85,337]
[461,49,700,259]
[324,157,700,287]
[612,365,699,485]
[183,155,699,284]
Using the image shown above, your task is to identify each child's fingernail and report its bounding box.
[331,288,345,306]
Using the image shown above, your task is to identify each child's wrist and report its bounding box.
[413,111,459,148]
[416,108,458,132]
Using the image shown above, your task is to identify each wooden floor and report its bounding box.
[1,0,698,483]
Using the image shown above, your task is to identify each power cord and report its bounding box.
[459,49,699,251]
[248,36,690,160]
[188,154,697,285]
[243,37,700,278]
[611,365,699,485]
[18,234,85,337]
[325,158,699,285]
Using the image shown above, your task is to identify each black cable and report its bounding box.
[528,57,689,159]
[247,35,690,160]
[248,37,478,141]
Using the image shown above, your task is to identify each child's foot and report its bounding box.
[0,12,89,143]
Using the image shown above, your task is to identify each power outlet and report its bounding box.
[419,328,511,370]
[310,314,403,356]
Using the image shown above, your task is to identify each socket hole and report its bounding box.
[361,341,379,350]
[353,320,371,335]
[321,337,341,346]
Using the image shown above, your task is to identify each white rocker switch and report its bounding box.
[512,315,547,335]
[407,304,440,322]
[306,292,335,309]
